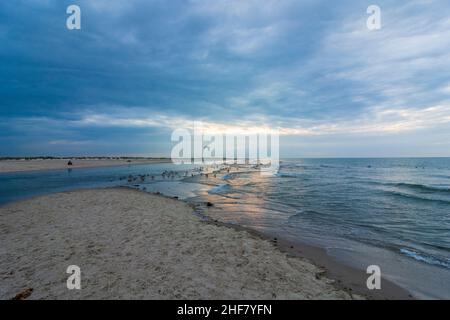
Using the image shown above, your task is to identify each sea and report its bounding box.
[0,158,449,298]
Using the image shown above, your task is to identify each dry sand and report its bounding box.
[0,188,359,300]
[0,158,170,173]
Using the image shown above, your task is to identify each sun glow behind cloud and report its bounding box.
[63,102,450,137]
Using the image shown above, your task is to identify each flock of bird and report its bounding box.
[118,164,238,184]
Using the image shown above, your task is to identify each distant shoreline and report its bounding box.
[0,158,171,174]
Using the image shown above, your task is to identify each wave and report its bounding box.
[367,181,450,193]
[208,184,232,195]
[280,164,321,171]
[288,210,323,219]
[400,248,450,269]
[221,172,244,180]
[366,180,450,194]
[383,190,450,204]
[275,172,308,178]
[394,183,450,193]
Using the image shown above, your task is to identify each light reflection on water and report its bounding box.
[197,158,450,298]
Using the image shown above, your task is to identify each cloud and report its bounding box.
[6,101,450,139]
[1,0,450,156]
[48,139,93,146]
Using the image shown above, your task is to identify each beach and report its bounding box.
[0,158,170,174]
[0,187,360,300]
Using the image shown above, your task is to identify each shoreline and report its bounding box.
[1,187,361,300]
[0,158,171,174]
[0,186,413,299]
[178,168,415,299]
[0,159,419,299]
[195,206,414,300]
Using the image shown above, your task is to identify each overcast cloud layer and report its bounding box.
[1,0,450,157]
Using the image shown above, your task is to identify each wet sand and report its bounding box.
[0,188,361,300]
[0,158,170,174]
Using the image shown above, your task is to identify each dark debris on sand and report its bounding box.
[11,288,33,300]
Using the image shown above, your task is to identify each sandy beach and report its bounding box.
[0,187,359,300]
[0,158,170,174]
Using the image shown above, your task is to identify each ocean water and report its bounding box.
[0,162,200,204]
[202,158,450,298]
[0,158,449,298]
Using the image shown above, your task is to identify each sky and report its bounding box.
[1,0,450,157]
